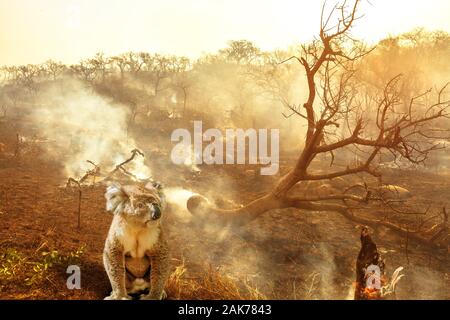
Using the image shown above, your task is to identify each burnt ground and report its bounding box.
[0,144,449,300]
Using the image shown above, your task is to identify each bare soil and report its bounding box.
[1,147,449,299]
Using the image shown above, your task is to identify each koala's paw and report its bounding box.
[104,292,132,300]
[140,290,167,300]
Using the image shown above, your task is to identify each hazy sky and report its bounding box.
[1,0,450,66]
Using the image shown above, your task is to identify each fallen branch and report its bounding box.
[338,206,446,250]
[188,193,448,250]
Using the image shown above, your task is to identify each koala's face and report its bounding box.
[128,194,162,222]
[105,183,165,224]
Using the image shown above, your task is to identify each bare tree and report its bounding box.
[148,54,172,96]
[44,60,66,81]
[248,49,299,119]
[187,0,450,247]
[139,54,175,116]
[220,40,261,65]
[124,52,145,76]
[89,52,111,83]
[16,64,41,93]
[0,67,10,84]
[70,60,96,83]
[171,57,193,117]
[110,54,129,81]
[1,66,20,85]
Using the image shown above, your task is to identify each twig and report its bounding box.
[105,148,145,180]
[64,149,147,229]
[66,178,82,230]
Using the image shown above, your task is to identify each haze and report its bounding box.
[1,0,450,66]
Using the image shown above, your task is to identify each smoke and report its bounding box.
[314,243,338,298]
[164,187,197,222]
[169,143,201,173]
[30,80,151,179]
[393,263,448,300]
[6,30,447,300]
[163,180,273,293]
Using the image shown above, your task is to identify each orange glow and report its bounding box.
[1,0,450,65]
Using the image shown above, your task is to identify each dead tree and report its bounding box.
[220,40,261,65]
[66,160,100,229]
[70,60,96,83]
[65,149,147,229]
[110,54,129,81]
[171,60,193,117]
[16,64,41,94]
[89,52,111,83]
[187,0,450,247]
[44,60,66,81]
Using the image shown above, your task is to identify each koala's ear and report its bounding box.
[105,183,129,214]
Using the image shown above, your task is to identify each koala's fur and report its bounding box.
[103,182,170,300]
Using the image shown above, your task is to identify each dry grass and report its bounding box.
[166,260,266,300]
[1,249,265,300]
[0,245,85,289]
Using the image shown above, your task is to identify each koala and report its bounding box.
[103,181,170,300]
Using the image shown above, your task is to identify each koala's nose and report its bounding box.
[151,205,161,220]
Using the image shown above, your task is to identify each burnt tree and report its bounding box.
[187,0,450,247]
